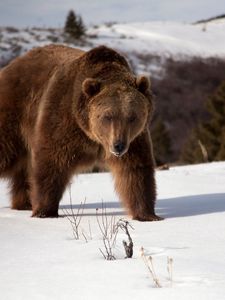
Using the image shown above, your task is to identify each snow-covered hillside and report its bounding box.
[1,18,225,74]
[89,19,225,58]
[1,162,225,299]
[89,19,225,75]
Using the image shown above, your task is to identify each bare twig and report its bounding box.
[88,219,92,240]
[62,185,87,240]
[81,230,88,243]
[96,202,119,260]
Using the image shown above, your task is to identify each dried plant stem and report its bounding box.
[167,257,173,286]
[88,219,92,240]
[140,247,161,288]
[96,202,118,260]
[148,256,161,288]
[81,230,88,243]
[198,139,208,162]
[62,185,86,240]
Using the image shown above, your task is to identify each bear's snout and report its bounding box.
[114,141,125,153]
[111,140,127,157]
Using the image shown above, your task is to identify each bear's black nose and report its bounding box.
[114,141,125,155]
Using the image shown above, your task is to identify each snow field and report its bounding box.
[0,162,225,299]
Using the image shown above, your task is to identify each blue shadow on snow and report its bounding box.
[60,193,225,219]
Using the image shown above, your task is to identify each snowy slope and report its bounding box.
[88,19,225,59]
[1,18,225,75]
[1,162,225,300]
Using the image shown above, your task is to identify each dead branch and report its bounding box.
[117,219,134,258]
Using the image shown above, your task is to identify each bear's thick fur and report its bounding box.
[0,44,162,221]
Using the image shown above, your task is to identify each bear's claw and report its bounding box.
[32,210,59,218]
[133,214,164,222]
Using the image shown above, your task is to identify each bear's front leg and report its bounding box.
[30,156,70,218]
[107,131,163,221]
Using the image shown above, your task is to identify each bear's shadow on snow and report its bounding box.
[60,193,225,218]
[157,193,225,218]
[60,202,125,217]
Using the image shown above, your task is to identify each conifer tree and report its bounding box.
[64,10,85,39]
[180,80,225,163]
[76,15,86,38]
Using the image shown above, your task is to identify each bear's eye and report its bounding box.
[103,115,113,122]
[128,115,136,123]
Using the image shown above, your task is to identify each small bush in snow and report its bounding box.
[96,203,118,260]
[96,203,134,260]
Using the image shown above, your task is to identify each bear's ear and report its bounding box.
[82,78,101,97]
[136,75,151,95]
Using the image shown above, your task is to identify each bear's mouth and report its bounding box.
[110,149,127,158]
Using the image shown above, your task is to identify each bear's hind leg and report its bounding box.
[10,160,31,210]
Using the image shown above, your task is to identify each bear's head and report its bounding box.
[81,75,153,157]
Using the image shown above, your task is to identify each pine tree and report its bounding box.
[64,10,85,39]
[151,118,172,165]
[180,80,225,163]
[76,15,86,38]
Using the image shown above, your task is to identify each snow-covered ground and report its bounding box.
[89,19,225,58]
[1,18,225,75]
[1,162,225,299]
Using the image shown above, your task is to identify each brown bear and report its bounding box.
[0,44,162,221]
